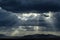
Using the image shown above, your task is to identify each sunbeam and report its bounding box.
[9,12,59,36]
[33,26,39,33]
[11,26,27,36]
[44,11,57,33]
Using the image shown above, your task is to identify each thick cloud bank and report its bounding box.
[0,0,60,13]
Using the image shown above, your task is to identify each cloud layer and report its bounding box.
[0,0,60,13]
[0,8,60,31]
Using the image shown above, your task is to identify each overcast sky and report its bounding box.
[0,0,60,36]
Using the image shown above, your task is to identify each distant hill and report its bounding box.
[20,34,60,39]
[0,34,60,40]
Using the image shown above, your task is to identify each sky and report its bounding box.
[0,0,60,36]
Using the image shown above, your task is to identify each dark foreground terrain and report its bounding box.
[0,34,60,40]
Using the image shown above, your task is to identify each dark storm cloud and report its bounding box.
[0,8,19,26]
[0,0,60,13]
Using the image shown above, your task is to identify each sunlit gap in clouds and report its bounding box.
[16,13,40,21]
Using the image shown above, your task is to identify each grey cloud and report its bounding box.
[0,8,19,26]
[0,0,60,13]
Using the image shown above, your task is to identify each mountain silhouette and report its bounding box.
[0,34,60,40]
